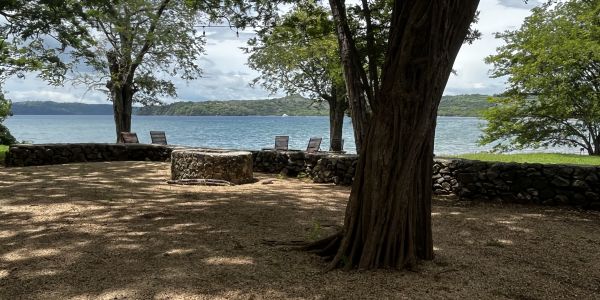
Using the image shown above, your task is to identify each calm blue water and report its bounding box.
[3,115,576,155]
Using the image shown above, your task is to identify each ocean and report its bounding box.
[2,115,576,155]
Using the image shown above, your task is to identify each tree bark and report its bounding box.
[107,51,135,143]
[328,84,348,152]
[112,85,134,143]
[309,0,479,270]
[329,0,372,154]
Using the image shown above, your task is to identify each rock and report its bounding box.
[572,180,588,189]
[551,176,570,187]
[554,194,569,205]
[171,149,253,184]
[441,182,452,191]
[585,192,599,202]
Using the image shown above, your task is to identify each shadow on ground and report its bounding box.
[0,162,599,299]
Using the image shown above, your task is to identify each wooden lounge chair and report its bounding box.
[120,132,139,143]
[306,137,322,153]
[274,135,289,151]
[150,131,167,145]
[263,135,289,151]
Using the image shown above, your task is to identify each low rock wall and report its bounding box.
[171,149,254,184]
[5,144,599,209]
[434,158,600,209]
[5,143,172,167]
[251,150,357,185]
[251,150,600,210]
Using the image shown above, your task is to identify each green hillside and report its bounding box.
[9,94,493,117]
[136,95,329,116]
[438,94,493,117]
[12,101,114,115]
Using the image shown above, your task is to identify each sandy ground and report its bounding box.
[0,161,599,300]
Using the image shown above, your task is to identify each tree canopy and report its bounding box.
[1,0,209,140]
[247,3,342,101]
[246,2,348,151]
[0,93,16,145]
[481,0,600,155]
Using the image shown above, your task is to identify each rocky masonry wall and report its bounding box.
[252,150,600,210]
[433,158,600,210]
[5,144,599,209]
[5,143,172,167]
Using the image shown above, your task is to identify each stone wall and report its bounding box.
[5,144,599,209]
[5,143,172,167]
[433,158,600,210]
[251,150,358,185]
[171,149,254,184]
[251,150,600,210]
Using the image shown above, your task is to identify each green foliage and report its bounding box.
[0,93,16,145]
[454,153,600,166]
[0,145,7,163]
[246,3,343,102]
[0,93,9,122]
[0,124,16,145]
[482,0,600,155]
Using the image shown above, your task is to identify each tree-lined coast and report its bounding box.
[11,94,492,117]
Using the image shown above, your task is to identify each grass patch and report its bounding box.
[0,145,7,164]
[452,153,600,166]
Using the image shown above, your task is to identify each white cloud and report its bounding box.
[3,1,542,104]
[446,0,538,95]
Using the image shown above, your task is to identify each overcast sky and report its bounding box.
[3,0,543,104]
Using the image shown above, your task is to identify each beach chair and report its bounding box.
[150,131,168,145]
[120,132,139,143]
[306,137,322,153]
[263,135,289,151]
[274,135,289,151]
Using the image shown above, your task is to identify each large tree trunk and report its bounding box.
[329,0,372,154]
[308,0,479,270]
[328,84,348,152]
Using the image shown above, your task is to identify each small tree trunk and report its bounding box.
[329,0,372,154]
[112,84,134,143]
[329,85,348,152]
[308,0,479,270]
[107,51,135,143]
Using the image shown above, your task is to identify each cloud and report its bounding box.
[3,2,544,104]
[498,0,543,9]
[445,0,539,95]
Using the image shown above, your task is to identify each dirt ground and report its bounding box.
[0,161,599,300]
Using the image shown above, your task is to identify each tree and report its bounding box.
[482,0,600,155]
[304,0,479,270]
[329,0,391,154]
[0,93,16,145]
[246,3,348,151]
[2,0,205,142]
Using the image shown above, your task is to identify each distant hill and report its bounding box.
[136,95,329,116]
[439,94,493,117]
[10,94,494,117]
[12,101,114,115]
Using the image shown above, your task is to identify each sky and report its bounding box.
[3,0,543,104]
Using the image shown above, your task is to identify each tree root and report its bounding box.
[260,232,342,259]
[300,232,342,260]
